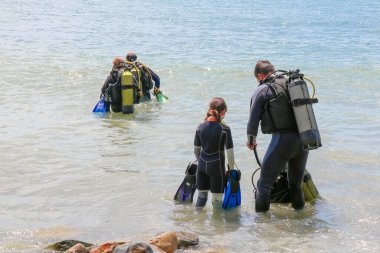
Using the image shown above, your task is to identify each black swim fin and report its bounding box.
[174,162,197,204]
[270,169,320,203]
[270,170,291,203]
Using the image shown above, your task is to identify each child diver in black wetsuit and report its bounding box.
[194,97,235,208]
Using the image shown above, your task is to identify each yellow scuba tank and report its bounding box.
[287,69,322,150]
[121,63,142,114]
[121,70,134,114]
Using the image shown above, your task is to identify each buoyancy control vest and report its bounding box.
[260,76,298,134]
[120,63,142,114]
[135,62,153,91]
[105,68,124,113]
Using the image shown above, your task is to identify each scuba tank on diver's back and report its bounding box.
[120,70,134,114]
[120,63,142,114]
[286,69,322,150]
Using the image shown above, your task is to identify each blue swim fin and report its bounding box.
[222,169,241,209]
[92,95,108,113]
[174,162,197,204]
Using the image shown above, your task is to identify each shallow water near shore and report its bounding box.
[1,0,380,252]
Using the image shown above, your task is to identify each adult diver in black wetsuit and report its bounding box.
[246,60,308,212]
[194,97,235,208]
[100,57,125,112]
[126,51,161,101]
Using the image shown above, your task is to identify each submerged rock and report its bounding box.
[113,242,163,253]
[176,231,199,249]
[45,240,93,252]
[44,230,199,253]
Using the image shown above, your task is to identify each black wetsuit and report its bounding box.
[194,121,234,193]
[101,68,124,112]
[135,62,160,101]
[101,68,124,94]
[247,76,308,211]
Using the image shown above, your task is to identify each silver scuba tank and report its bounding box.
[287,70,322,150]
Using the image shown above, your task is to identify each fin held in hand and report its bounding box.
[222,169,241,209]
[93,96,108,113]
[174,162,197,204]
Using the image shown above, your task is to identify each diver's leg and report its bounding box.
[196,190,209,207]
[211,193,223,208]
[255,134,290,212]
[140,90,151,102]
[288,148,309,210]
[207,158,225,209]
[195,159,210,208]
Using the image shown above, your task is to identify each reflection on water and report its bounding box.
[172,204,242,234]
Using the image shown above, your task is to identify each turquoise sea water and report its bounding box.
[1,0,379,252]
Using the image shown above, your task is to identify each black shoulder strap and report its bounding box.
[292,98,318,107]
[262,76,287,97]
[261,82,277,98]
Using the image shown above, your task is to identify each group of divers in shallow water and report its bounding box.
[94,54,322,212]
[93,51,167,114]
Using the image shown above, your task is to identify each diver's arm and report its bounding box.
[194,146,201,160]
[225,126,235,169]
[194,128,201,160]
[226,148,235,170]
[101,74,113,94]
[148,67,160,88]
[246,86,266,149]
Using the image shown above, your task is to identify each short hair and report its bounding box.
[113,57,124,66]
[126,51,137,62]
[254,60,275,77]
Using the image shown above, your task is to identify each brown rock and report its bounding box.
[113,242,162,253]
[65,243,89,253]
[45,240,93,252]
[149,232,178,253]
[149,244,166,253]
[89,242,126,253]
[176,231,199,249]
